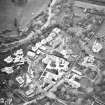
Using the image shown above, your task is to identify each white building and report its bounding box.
[4,56,13,63]
[1,67,14,74]
[92,40,102,53]
[32,46,38,52]
[16,76,24,86]
[41,39,47,45]
[44,72,58,82]
[41,81,54,91]
[71,67,82,76]
[13,55,24,63]
[0,98,4,103]
[67,74,81,88]
[40,46,46,50]
[46,35,53,42]
[14,49,23,56]
[58,58,69,71]
[43,55,69,69]
[27,51,36,58]
[36,42,42,48]
[49,32,57,39]
[81,55,95,67]
[25,73,32,85]
[52,27,61,34]
[25,89,34,96]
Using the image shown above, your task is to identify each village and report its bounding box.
[1,0,105,105]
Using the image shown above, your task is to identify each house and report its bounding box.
[81,55,95,67]
[46,28,61,46]
[71,67,82,76]
[31,46,38,52]
[92,40,102,53]
[25,89,34,97]
[16,76,24,87]
[36,42,42,48]
[58,58,69,71]
[44,71,58,82]
[67,73,81,88]
[41,39,47,45]
[14,49,23,56]
[40,71,56,91]
[1,67,14,74]
[4,55,13,63]
[49,32,57,39]
[41,80,54,91]
[39,46,47,50]
[25,73,32,86]
[27,51,36,58]
[42,55,69,70]
[46,35,53,42]
[52,27,61,35]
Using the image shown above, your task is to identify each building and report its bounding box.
[25,89,35,97]
[27,51,36,58]
[31,46,38,52]
[42,55,69,71]
[92,40,102,53]
[52,27,61,35]
[16,76,25,87]
[40,54,70,91]
[41,39,47,45]
[66,73,81,88]
[25,73,32,86]
[4,56,13,63]
[1,67,14,74]
[71,67,82,76]
[81,55,95,67]
[14,49,23,56]
[41,80,54,91]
